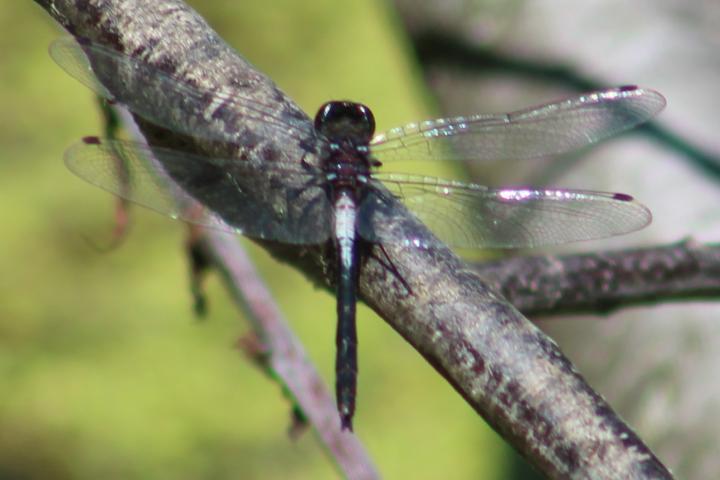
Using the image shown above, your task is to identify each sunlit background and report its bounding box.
[2,1,719,479]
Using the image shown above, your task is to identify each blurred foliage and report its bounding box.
[0,1,510,479]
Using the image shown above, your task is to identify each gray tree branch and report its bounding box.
[35,1,674,478]
[478,240,720,317]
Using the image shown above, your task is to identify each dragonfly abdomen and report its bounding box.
[333,189,360,430]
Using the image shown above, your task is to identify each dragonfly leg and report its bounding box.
[367,242,412,296]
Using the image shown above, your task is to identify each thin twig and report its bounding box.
[37,1,674,478]
[476,240,720,316]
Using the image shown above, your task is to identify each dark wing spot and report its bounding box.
[618,85,638,92]
[82,136,101,145]
[612,192,634,201]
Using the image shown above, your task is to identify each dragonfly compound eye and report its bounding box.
[314,101,376,143]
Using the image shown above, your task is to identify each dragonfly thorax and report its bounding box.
[323,152,372,190]
[315,101,376,191]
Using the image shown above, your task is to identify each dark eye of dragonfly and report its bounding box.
[313,101,376,146]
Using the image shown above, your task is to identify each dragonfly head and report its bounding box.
[314,101,375,147]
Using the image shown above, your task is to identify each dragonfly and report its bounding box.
[50,36,666,431]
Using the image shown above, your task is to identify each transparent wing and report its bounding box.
[64,137,332,244]
[49,37,319,148]
[370,86,665,162]
[358,173,651,249]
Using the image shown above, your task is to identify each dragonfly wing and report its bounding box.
[65,137,333,244]
[358,174,651,249]
[49,37,319,149]
[370,86,665,162]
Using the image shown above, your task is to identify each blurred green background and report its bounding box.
[0,1,513,479]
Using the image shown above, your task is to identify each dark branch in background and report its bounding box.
[478,240,720,316]
[410,30,720,181]
[35,1,675,478]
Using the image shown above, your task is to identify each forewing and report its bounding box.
[49,37,319,148]
[370,87,665,162]
[358,174,651,249]
[64,137,332,244]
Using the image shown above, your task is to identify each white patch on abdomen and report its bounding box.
[334,191,357,270]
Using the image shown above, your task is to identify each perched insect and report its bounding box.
[50,36,665,430]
